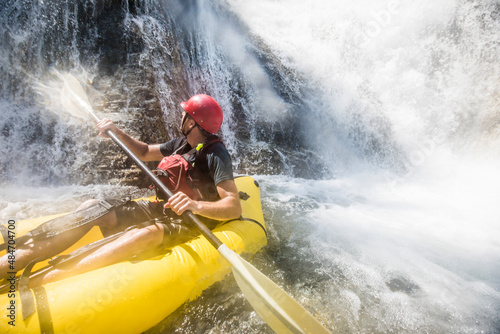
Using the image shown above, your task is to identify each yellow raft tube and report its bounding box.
[0,176,267,333]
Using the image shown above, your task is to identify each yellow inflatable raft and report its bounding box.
[0,176,267,333]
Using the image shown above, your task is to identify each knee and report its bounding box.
[135,224,164,247]
[118,225,164,251]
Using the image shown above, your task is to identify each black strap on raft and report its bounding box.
[219,190,267,237]
[32,286,54,334]
[19,256,46,320]
[12,258,55,331]
[0,199,123,252]
[221,217,267,238]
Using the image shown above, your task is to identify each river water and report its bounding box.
[1,0,499,333]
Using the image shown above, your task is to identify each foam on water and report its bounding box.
[226,0,500,331]
[256,163,500,332]
[0,184,150,222]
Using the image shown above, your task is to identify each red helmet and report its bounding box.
[180,94,223,134]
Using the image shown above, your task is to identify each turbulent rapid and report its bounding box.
[1,0,499,333]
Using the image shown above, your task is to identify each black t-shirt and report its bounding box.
[159,137,234,187]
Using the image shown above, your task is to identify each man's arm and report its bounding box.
[96,118,164,161]
[165,179,242,220]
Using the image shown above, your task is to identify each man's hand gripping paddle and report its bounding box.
[57,72,331,334]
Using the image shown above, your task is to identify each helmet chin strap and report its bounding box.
[181,113,196,137]
[182,125,196,137]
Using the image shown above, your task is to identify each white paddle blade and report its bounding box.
[35,70,98,122]
[60,73,99,122]
[218,245,331,334]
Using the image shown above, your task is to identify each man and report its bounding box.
[0,94,241,286]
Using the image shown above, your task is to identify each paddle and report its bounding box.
[58,72,331,334]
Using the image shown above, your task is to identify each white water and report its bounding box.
[224,0,500,332]
[229,0,500,170]
[1,0,499,332]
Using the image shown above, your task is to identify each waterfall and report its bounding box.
[0,0,335,187]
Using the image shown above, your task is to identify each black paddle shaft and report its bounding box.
[105,129,223,249]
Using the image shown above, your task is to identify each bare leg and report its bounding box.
[28,222,165,287]
[0,200,117,280]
